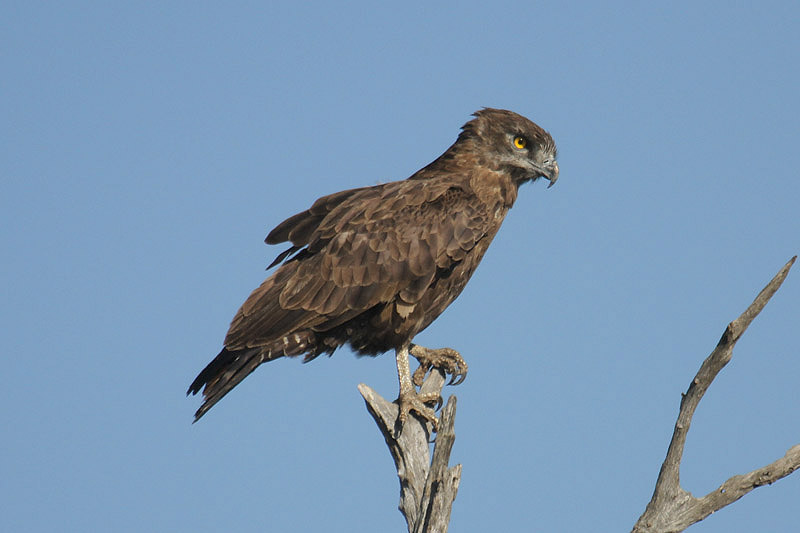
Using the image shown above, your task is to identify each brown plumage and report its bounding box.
[188,108,559,425]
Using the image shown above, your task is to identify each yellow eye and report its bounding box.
[513,136,527,149]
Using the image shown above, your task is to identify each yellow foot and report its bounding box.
[396,388,441,432]
[410,344,469,387]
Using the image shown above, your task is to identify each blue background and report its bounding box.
[3,2,798,531]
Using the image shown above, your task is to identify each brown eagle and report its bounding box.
[188,108,559,428]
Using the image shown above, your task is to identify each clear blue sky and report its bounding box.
[3,2,798,532]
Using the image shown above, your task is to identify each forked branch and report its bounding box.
[632,256,799,533]
[359,369,461,533]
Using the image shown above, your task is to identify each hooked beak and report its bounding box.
[545,161,559,189]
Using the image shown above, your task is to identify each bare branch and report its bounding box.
[633,256,798,533]
[692,444,800,520]
[414,397,461,533]
[359,369,461,533]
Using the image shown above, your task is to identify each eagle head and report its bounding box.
[461,108,559,188]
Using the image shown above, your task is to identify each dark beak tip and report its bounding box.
[546,162,559,189]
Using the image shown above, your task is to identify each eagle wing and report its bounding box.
[223,178,491,351]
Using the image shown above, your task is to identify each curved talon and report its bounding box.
[410,344,469,387]
[447,374,467,385]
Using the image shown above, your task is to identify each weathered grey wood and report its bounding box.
[632,256,799,533]
[413,397,461,533]
[359,369,461,533]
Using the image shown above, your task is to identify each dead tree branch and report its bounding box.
[632,256,799,533]
[359,369,461,533]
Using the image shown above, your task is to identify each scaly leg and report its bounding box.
[409,344,468,387]
[395,344,441,431]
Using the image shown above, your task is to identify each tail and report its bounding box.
[187,347,264,421]
[187,331,316,422]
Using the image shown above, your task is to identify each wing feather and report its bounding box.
[266,187,368,245]
[225,179,494,353]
